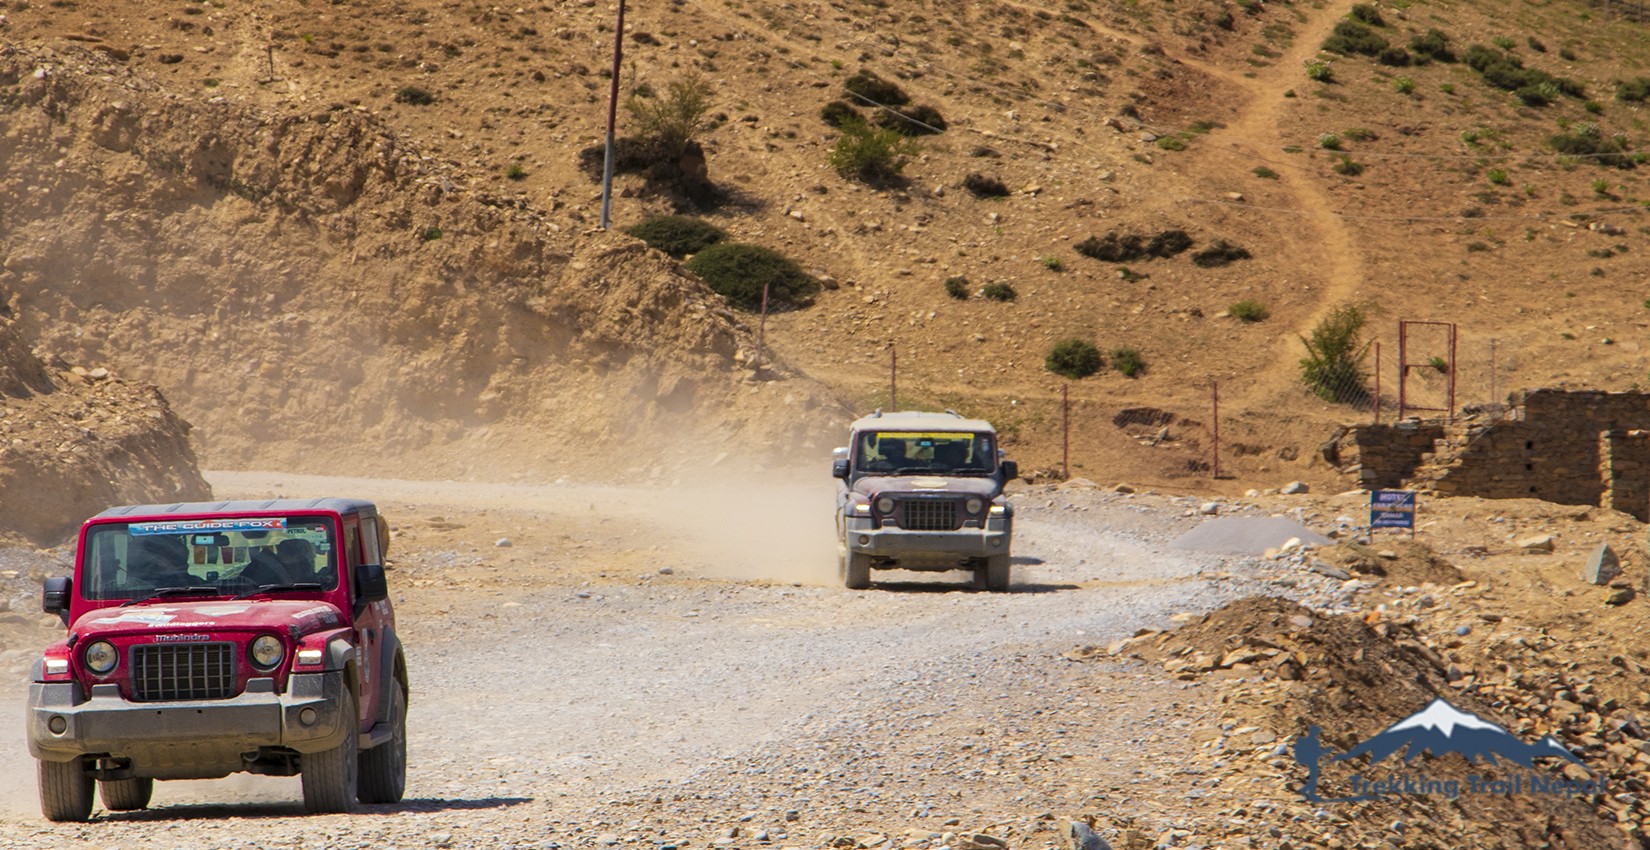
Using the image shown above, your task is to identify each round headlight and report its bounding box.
[250,635,285,670]
[875,497,895,514]
[966,498,984,514]
[84,641,118,675]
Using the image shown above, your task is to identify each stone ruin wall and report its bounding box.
[1346,390,1650,521]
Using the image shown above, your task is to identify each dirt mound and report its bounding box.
[1326,539,1465,586]
[0,291,210,545]
[0,44,845,479]
[1122,596,1637,849]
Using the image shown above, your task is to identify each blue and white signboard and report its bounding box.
[1370,490,1417,530]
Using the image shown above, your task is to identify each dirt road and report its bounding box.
[0,472,1286,849]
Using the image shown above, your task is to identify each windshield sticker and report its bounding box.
[875,432,973,440]
[131,518,288,536]
[909,477,950,489]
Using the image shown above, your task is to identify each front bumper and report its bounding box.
[846,517,1012,568]
[27,672,351,773]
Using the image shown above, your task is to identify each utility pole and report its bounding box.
[598,0,627,230]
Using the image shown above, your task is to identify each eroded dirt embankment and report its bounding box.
[0,44,843,482]
[0,286,208,544]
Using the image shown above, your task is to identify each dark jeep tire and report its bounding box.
[38,759,93,822]
[358,684,407,804]
[98,777,154,811]
[980,555,1012,592]
[842,550,872,590]
[302,692,359,814]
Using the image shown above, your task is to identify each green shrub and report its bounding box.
[625,74,714,163]
[963,173,1010,197]
[1299,304,1371,404]
[1377,47,1411,67]
[1585,100,1604,114]
[1409,29,1455,63]
[1191,240,1252,267]
[395,85,435,105]
[1343,127,1378,142]
[1464,46,1583,103]
[1333,156,1364,176]
[624,215,727,257]
[684,243,819,311]
[1305,60,1335,83]
[820,100,863,128]
[420,226,443,242]
[944,276,970,300]
[873,103,947,136]
[1319,133,1342,150]
[1493,36,1516,50]
[1253,166,1279,179]
[1157,136,1188,151]
[1549,126,1633,168]
[1487,169,1510,185]
[829,123,915,185]
[1349,4,1384,26]
[1229,299,1269,322]
[1147,230,1194,258]
[1041,256,1064,271]
[1110,347,1146,378]
[1046,339,1102,379]
[1322,21,1388,57]
[1618,78,1650,103]
[1527,37,1547,53]
[843,69,909,106]
[1394,76,1416,94]
[981,282,1017,302]
[505,164,527,181]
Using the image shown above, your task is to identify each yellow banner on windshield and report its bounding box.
[876,432,972,440]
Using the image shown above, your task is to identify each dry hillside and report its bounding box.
[1,0,1649,486]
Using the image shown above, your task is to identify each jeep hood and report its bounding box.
[852,476,1002,499]
[72,599,345,637]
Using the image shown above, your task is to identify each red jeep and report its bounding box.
[26,498,408,821]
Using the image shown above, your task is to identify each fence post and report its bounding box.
[1373,341,1381,425]
[754,281,770,373]
[889,345,897,411]
[1211,380,1221,480]
[1062,383,1070,481]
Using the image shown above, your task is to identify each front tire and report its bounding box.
[357,683,407,804]
[302,692,358,814]
[981,555,1012,592]
[843,551,872,590]
[99,777,153,811]
[38,759,93,822]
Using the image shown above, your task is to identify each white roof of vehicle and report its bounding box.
[849,410,997,433]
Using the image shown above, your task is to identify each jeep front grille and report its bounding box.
[131,643,237,701]
[900,499,959,531]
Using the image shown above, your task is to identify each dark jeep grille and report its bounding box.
[131,643,237,701]
[901,499,959,531]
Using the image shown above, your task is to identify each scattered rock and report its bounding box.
[1281,481,1310,495]
[1198,501,1220,516]
[1606,586,1636,606]
[1517,534,1555,553]
[1582,543,1620,585]
[494,537,513,547]
[1062,821,1112,850]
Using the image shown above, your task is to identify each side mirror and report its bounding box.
[1000,460,1019,481]
[42,576,71,618]
[355,563,389,604]
[832,446,849,460]
[831,459,850,479]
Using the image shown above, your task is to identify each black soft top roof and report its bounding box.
[93,498,377,520]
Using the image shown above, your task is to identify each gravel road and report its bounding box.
[0,473,1300,849]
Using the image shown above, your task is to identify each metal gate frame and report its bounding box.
[1397,320,1457,421]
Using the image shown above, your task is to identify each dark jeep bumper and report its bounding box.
[28,672,351,775]
[846,517,1012,570]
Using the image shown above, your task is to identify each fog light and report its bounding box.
[989,536,1004,547]
[858,535,870,546]
[48,716,67,735]
[299,708,318,727]
[296,648,324,666]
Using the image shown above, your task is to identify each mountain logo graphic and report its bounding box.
[1292,697,1591,802]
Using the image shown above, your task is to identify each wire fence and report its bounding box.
[1597,0,1650,23]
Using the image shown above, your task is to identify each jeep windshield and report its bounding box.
[82,517,339,601]
[854,431,996,475]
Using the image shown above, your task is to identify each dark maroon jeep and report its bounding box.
[832,410,1017,590]
[26,498,408,821]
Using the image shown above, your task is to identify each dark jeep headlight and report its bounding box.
[875,497,895,514]
[965,498,984,514]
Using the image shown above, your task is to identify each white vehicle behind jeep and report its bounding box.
[831,410,1017,590]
